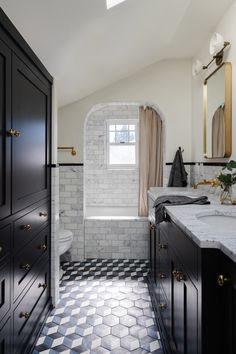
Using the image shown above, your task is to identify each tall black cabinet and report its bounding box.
[0,8,52,354]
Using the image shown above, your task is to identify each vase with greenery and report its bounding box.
[217,160,236,204]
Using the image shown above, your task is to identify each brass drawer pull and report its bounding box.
[172,269,185,282]
[172,269,178,277]
[217,274,231,287]
[159,303,167,310]
[21,263,31,271]
[19,312,30,319]
[21,224,32,231]
[159,244,168,250]
[38,244,47,251]
[158,273,166,279]
[38,283,47,289]
[39,212,48,217]
[0,245,3,253]
[8,128,21,137]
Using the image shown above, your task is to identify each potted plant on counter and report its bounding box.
[217,160,236,204]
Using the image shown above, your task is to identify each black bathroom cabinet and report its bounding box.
[0,8,52,354]
[149,216,236,354]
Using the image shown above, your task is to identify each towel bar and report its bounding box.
[58,146,76,156]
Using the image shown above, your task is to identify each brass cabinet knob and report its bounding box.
[172,269,178,277]
[217,274,231,287]
[159,303,167,310]
[21,224,32,231]
[19,312,30,319]
[8,128,21,137]
[38,244,47,251]
[0,245,3,253]
[21,263,31,271]
[172,269,185,282]
[38,283,47,289]
[39,212,48,217]
[159,244,168,250]
[158,273,166,279]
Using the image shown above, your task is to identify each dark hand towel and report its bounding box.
[168,148,188,187]
[153,195,210,224]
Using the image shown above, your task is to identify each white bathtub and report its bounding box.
[84,206,149,259]
[85,206,145,220]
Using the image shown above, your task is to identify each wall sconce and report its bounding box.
[192,32,230,76]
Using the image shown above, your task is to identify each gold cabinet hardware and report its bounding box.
[20,263,31,271]
[150,224,156,230]
[8,128,21,137]
[21,224,32,231]
[39,212,48,217]
[19,312,30,319]
[0,245,3,253]
[38,244,47,251]
[172,269,185,282]
[217,274,231,287]
[159,303,167,310]
[38,283,47,289]
[172,269,178,277]
[159,244,168,250]
[158,273,166,279]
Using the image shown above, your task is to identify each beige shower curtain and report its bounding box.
[138,106,163,216]
[212,105,225,158]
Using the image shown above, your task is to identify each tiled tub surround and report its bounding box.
[59,166,84,261]
[84,218,149,259]
[59,165,149,261]
[148,187,236,263]
[33,259,163,354]
[85,104,139,208]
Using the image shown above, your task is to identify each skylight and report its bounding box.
[106,0,127,10]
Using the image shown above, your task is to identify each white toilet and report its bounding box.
[59,229,73,256]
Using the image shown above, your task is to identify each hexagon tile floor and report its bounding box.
[33,259,163,354]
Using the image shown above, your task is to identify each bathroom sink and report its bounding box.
[197,214,236,231]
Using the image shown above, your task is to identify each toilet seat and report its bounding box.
[59,229,73,241]
[59,229,73,256]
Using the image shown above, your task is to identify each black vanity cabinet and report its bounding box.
[0,8,52,354]
[148,216,235,354]
[217,253,236,354]
[149,223,157,283]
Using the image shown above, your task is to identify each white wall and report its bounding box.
[192,1,236,162]
[58,59,192,163]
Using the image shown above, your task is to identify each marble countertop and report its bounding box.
[148,187,236,263]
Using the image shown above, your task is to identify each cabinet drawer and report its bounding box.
[0,224,11,264]
[0,317,11,354]
[14,202,49,252]
[157,253,170,302]
[13,262,50,352]
[166,220,199,281]
[13,227,49,300]
[158,285,170,336]
[0,262,11,323]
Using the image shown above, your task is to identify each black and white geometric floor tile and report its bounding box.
[33,259,163,354]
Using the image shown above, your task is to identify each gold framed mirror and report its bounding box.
[203,62,232,158]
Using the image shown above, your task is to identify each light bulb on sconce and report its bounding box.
[192,59,204,76]
[209,33,225,55]
[192,32,230,76]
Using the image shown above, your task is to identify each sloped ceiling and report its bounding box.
[0,0,234,107]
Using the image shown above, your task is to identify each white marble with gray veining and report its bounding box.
[148,187,236,263]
